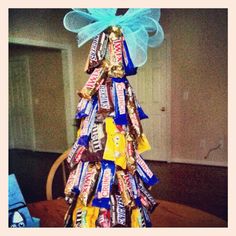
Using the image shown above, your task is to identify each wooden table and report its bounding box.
[28,198,226,227]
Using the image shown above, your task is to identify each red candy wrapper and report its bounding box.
[96,208,111,227]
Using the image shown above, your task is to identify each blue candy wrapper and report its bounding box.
[136,152,159,186]
[75,98,93,119]
[129,173,142,207]
[122,39,137,76]
[142,206,152,227]
[112,77,128,125]
[136,101,149,120]
[78,97,98,146]
[92,160,115,209]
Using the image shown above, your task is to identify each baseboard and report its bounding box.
[169,157,227,167]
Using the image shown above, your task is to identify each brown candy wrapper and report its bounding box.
[80,122,107,162]
[126,84,143,138]
[116,170,132,207]
[126,133,137,174]
[106,26,125,78]
[110,194,131,227]
[79,67,107,99]
[85,32,108,74]
[98,78,114,113]
[79,162,101,206]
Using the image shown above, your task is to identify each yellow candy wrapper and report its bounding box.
[103,117,126,169]
[137,134,151,154]
[72,197,99,228]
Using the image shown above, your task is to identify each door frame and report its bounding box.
[165,34,172,162]
[9,37,76,149]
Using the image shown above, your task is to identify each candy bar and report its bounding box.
[126,84,143,137]
[127,85,148,120]
[141,206,152,227]
[138,180,158,213]
[69,146,86,169]
[98,79,114,113]
[103,117,126,169]
[122,38,137,76]
[85,205,100,227]
[67,141,79,164]
[64,193,78,227]
[112,78,127,125]
[90,121,106,150]
[85,32,108,74]
[73,161,89,194]
[64,161,84,197]
[92,160,115,209]
[78,97,98,146]
[128,173,142,207]
[79,67,107,99]
[81,149,104,162]
[75,98,93,119]
[110,193,129,227]
[79,163,101,206]
[96,208,111,227]
[135,151,159,186]
[126,134,136,174]
[116,170,132,207]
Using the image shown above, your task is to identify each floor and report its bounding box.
[9,149,227,221]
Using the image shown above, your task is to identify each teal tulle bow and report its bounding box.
[63,8,164,67]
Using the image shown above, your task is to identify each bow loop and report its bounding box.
[63,8,164,67]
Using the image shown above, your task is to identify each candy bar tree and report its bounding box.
[63,8,164,228]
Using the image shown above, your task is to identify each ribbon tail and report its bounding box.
[123,26,148,67]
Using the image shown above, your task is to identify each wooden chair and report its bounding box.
[46,149,71,200]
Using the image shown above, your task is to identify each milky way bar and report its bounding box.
[85,32,108,74]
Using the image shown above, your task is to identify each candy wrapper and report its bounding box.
[92,160,115,209]
[112,77,127,125]
[78,97,98,146]
[122,38,137,76]
[135,151,159,186]
[85,32,108,74]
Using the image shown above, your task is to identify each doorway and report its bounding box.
[9,44,68,153]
